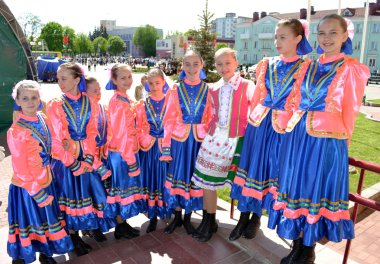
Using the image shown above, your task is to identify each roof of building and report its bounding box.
[236,6,380,27]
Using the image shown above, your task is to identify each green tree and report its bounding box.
[192,0,216,76]
[18,13,42,40]
[73,33,93,55]
[107,35,125,55]
[216,43,228,50]
[93,36,108,55]
[89,25,108,41]
[133,25,160,57]
[165,30,182,38]
[39,22,63,51]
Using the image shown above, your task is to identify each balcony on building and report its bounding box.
[240,33,250,39]
[258,33,274,39]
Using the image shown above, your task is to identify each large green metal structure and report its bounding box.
[0,0,37,131]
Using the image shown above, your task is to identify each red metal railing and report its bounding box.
[343,157,380,264]
[229,156,380,263]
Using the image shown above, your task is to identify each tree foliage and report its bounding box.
[192,0,216,76]
[73,33,93,55]
[107,35,125,55]
[39,22,63,51]
[18,13,42,40]
[89,25,108,41]
[216,43,228,50]
[133,25,160,57]
[93,36,108,55]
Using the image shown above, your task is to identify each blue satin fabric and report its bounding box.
[177,81,207,124]
[317,38,353,55]
[296,35,313,55]
[139,140,168,219]
[96,104,108,147]
[61,94,91,141]
[230,110,284,216]
[7,184,73,263]
[164,130,203,216]
[267,115,353,246]
[299,58,344,111]
[263,58,303,110]
[51,147,115,232]
[105,152,146,220]
[145,97,165,138]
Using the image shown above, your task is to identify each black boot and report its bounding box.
[39,253,57,264]
[183,212,195,235]
[12,260,25,264]
[114,222,139,239]
[242,213,261,239]
[192,210,208,239]
[82,228,107,242]
[294,244,316,264]
[70,233,91,257]
[123,222,140,236]
[228,212,250,241]
[146,217,158,233]
[164,210,182,234]
[197,212,218,242]
[280,238,304,264]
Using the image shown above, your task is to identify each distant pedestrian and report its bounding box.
[134,74,148,101]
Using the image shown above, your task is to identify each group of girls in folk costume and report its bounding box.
[230,15,370,264]
[191,48,255,242]
[6,13,370,264]
[159,50,213,235]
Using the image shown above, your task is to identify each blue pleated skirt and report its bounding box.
[164,130,203,216]
[7,184,73,263]
[51,158,115,232]
[230,111,284,216]
[105,151,145,220]
[139,140,168,219]
[267,115,354,246]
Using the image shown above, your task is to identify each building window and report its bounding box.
[243,54,248,61]
[356,23,363,34]
[372,24,380,33]
[354,41,361,50]
[370,41,378,50]
[262,41,271,49]
[244,42,248,49]
[254,41,257,49]
[369,58,376,67]
[312,25,318,34]
[313,41,317,49]
[254,54,258,62]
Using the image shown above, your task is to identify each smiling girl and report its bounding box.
[160,50,213,235]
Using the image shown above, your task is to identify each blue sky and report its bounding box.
[6,0,367,35]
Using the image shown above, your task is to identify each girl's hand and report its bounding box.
[62,139,70,151]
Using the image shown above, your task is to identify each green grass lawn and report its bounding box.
[217,113,380,202]
[348,113,380,192]
[368,98,380,104]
